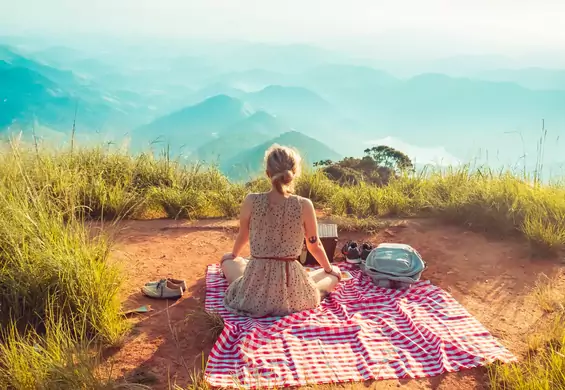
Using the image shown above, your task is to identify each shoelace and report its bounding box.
[155,279,167,297]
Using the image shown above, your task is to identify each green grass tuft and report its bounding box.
[489,316,565,390]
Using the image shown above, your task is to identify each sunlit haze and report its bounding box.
[2,0,565,59]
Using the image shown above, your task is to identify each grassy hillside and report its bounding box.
[0,141,564,388]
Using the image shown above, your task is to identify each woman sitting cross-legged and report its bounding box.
[221,144,341,318]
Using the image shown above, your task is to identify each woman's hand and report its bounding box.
[324,265,342,281]
[221,252,235,263]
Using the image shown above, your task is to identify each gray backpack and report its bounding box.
[360,243,426,289]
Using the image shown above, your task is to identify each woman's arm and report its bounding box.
[302,199,339,275]
[230,194,253,258]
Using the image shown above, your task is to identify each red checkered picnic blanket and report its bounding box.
[204,264,515,388]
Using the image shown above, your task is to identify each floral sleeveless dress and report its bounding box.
[223,193,320,318]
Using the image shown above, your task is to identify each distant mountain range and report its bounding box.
[0,45,152,136]
[131,95,341,179]
[2,39,565,178]
[245,85,334,117]
[0,57,119,134]
[194,111,291,163]
[475,68,565,91]
[132,95,256,151]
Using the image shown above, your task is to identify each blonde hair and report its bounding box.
[264,144,302,195]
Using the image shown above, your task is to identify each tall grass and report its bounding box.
[0,307,149,390]
[488,271,565,390]
[489,316,565,390]
[0,144,131,388]
[326,168,565,253]
[0,148,127,342]
[7,142,565,254]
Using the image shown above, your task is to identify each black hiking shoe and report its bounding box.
[343,241,361,264]
[360,243,373,262]
[341,241,352,257]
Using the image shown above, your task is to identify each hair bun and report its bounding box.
[271,170,293,185]
[282,170,294,184]
[264,144,301,195]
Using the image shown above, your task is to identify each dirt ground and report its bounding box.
[102,218,564,390]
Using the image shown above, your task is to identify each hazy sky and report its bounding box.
[2,0,565,56]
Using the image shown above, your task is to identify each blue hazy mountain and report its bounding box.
[185,84,335,118]
[181,84,354,141]
[0,45,151,135]
[24,45,89,70]
[186,82,247,107]
[373,74,565,130]
[0,45,86,89]
[475,68,565,91]
[197,65,565,162]
[208,69,292,92]
[241,85,361,148]
[244,85,335,119]
[130,71,565,167]
[221,131,342,181]
[194,111,291,163]
[0,59,131,135]
[419,54,519,77]
[359,74,564,163]
[0,62,72,130]
[301,64,399,91]
[285,71,565,161]
[296,64,401,122]
[216,84,360,153]
[18,45,208,119]
[131,95,255,153]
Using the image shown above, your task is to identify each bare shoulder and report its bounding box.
[296,195,314,209]
[241,193,258,208]
[244,192,261,202]
[239,194,256,221]
[297,194,312,203]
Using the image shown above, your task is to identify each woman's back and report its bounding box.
[249,193,304,259]
[224,193,320,317]
[221,144,340,318]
